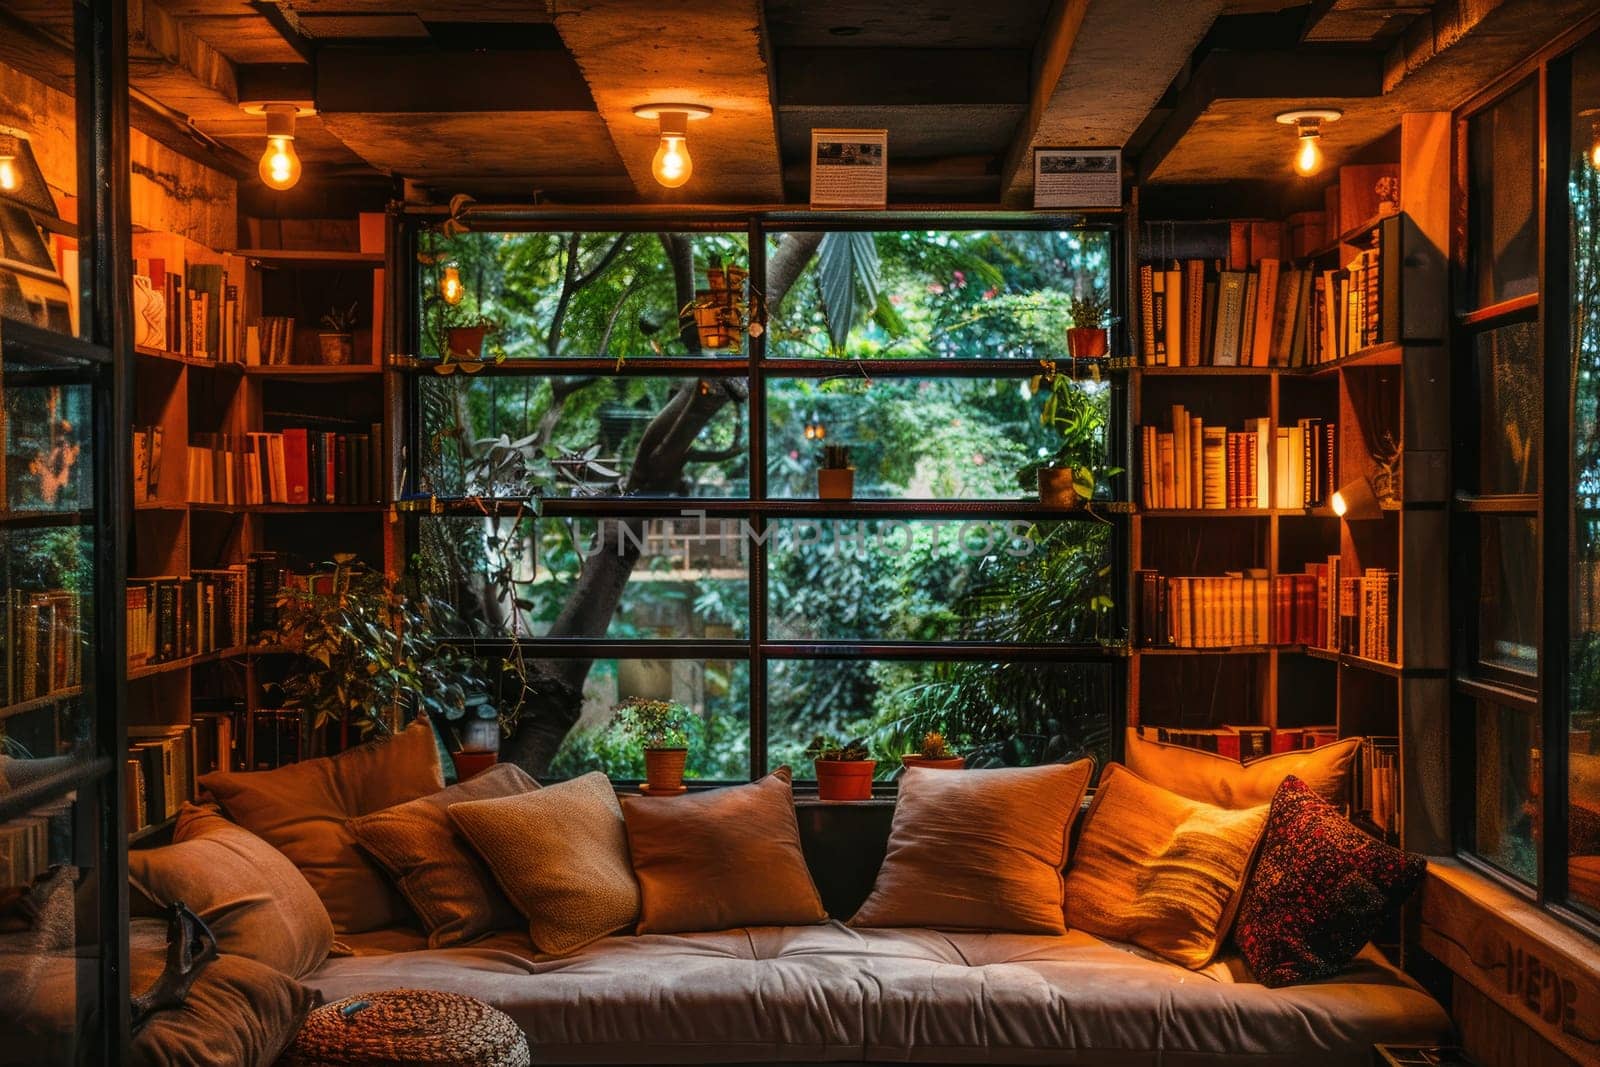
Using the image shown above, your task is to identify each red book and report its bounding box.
[281,428,310,505]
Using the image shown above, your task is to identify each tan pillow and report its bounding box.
[1123,727,1361,809]
[197,720,442,933]
[850,760,1093,934]
[1064,762,1268,968]
[130,950,314,1067]
[130,803,333,979]
[449,770,639,955]
[622,770,826,934]
[347,763,538,947]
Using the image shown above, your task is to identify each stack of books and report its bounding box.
[1358,736,1400,836]
[252,316,297,365]
[184,426,384,505]
[1340,568,1398,662]
[3,589,82,705]
[1139,409,1335,510]
[132,424,166,501]
[0,812,53,885]
[1137,258,1323,368]
[132,257,243,362]
[127,569,250,666]
[125,717,238,832]
[1136,570,1272,648]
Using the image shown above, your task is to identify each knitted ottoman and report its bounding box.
[286,989,531,1067]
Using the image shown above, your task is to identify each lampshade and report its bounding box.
[0,127,56,215]
[1330,476,1382,521]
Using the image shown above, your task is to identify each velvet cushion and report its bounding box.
[622,769,826,934]
[129,803,333,978]
[1064,763,1268,968]
[449,770,640,955]
[1123,727,1361,809]
[347,763,539,947]
[130,949,315,1067]
[850,760,1093,935]
[1234,775,1426,987]
[197,720,442,933]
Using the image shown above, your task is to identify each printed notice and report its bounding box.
[811,129,888,210]
[1033,148,1122,209]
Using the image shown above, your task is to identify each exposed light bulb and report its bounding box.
[440,265,465,305]
[1294,128,1323,177]
[0,155,16,193]
[1591,137,1600,172]
[1330,490,1348,517]
[259,135,301,190]
[652,132,692,188]
[1276,110,1340,179]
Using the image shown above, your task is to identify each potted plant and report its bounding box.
[805,734,875,801]
[1017,370,1122,509]
[318,302,357,365]
[900,731,965,771]
[1066,289,1112,359]
[441,309,499,363]
[818,444,854,500]
[613,696,690,794]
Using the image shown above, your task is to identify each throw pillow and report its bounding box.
[347,763,539,947]
[449,770,639,955]
[622,769,826,934]
[1234,775,1426,986]
[129,803,334,978]
[849,760,1093,934]
[1064,762,1268,968]
[197,720,442,933]
[130,950,315,1067]
[1124,726,1361,809]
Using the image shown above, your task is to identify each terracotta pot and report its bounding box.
[1066,326,1108,359]
[644,747,688,792]
[452,749,498,782]
[318,332,353,365]
[1037,466,1084,509]
[693,303,733,349]
[707,266,727,292]
[818,468,854,500]
[814,759,875,801]
[445,326,487,360]
[900,754,966,771]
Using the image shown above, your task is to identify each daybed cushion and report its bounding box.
[1125,727,1361,809]
[300,920,1452,1066]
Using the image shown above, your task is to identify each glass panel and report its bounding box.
[1473,698,1540,883]
[4,377,93,513]
[418,514,747,639]
[414,231,749,361]
[765,375,1113,499]
[767,519,1113,643]
[1467,78,1540,308]
[1475,321,1542,495]
[537,658,749,781]
[416,374,748,499]
[766,658,1116,776]
[1477,515,1539,675]
[764,229,1113,360]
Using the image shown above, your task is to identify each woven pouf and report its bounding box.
[287,989,531,1067]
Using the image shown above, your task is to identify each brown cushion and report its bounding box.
[449,770,640,955]
[197,720,442,933]
[850,760,1093,935]
[622,770,826,934]
[347,763,538,947]
[130,803,333,979]
[1123,727,1361,809]
[1064,763,1268,968]
[130,950,315,1067]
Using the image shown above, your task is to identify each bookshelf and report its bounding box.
[125,215,401,840]
[1124,114,1452,854]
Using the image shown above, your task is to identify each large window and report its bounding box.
[406,221,1122,783]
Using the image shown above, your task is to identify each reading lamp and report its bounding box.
[1330,476,1382,521]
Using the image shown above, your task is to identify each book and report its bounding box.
[1139,263,1156,363]
[1163,262,1182,366]
[1213,270,1246,366]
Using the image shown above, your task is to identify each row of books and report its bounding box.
[1138,407,1336,510]
[125,715,234,831]
[0,808,55,888]
[1136,571,1269,648]
[132,424,165,501]
[185,427,384,505]
[128,569,250,665]
[1358,736,1400,836]
[2,589,81,707]
[133,257,240,362]
[252,316,298,366]
[1138,724,1342,761]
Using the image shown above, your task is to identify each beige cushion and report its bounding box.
[198,720,442,933]
[129,803,333,979]
[622,770,826,934]
[347,763,538,948]
[850,761,1093,934]
[130,946,314,1067]
[1124,727,1361,809]
[449,770,639,955]
[1064,762,1268,968]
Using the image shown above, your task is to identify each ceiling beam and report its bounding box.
[316,42,595,114]
[776,48,1029,108]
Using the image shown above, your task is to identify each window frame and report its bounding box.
[396,211,1131,789]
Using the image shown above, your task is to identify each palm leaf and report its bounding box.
[817,231,881,352]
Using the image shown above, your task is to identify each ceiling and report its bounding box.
[0,0,1592,208]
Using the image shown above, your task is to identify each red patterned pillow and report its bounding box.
[1234,775,1425,987]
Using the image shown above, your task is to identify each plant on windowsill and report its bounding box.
[318,302,358,366]
[613,696,691,794]
[1016,366,1122,510]
[818,444,854,500]
[1065,288,1113,360]
[804,734,875,801]
[900,730,965,771]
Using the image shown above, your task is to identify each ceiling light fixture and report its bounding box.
[632,103,712,189]
[0,155,17,193]
[242,102,312,191]
[1582,109,1600,171]
[1276,109,1342,177]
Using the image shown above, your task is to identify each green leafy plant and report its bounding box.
[821,443,852,470]
[1067,288,1112,329]
[917,731,956,759]
[1015,372,1122,499]
[611,696,689,749]
[804,733,871,762]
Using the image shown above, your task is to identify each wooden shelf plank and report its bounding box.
[134,345,243,370]
[0,509,93,528]
[0,686,83,722]
[128,645,247,680]
[1139,508,1337,518]
[187,503,386,514]
[235,248,383,268]
[244,364,382,379]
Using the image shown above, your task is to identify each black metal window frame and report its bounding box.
[395,209,1131,788]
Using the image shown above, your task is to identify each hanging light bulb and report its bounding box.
[244,103,308,191]
[1275,109,1341,178]
[633,104,712,189]
[440,263,465,305]
[0,155,17,193]
[1586,113,1600,171]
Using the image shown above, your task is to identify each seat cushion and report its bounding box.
[1124,727,1361,809]
[301,921,1451,1065]
[198,720,442,933]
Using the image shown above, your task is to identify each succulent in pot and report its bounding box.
[1065,288,1113,359]
[613,696,690,794]
[818,443,854,500]
[318,302,358,365]
[900,731,965,771]
[805,734,875,801]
